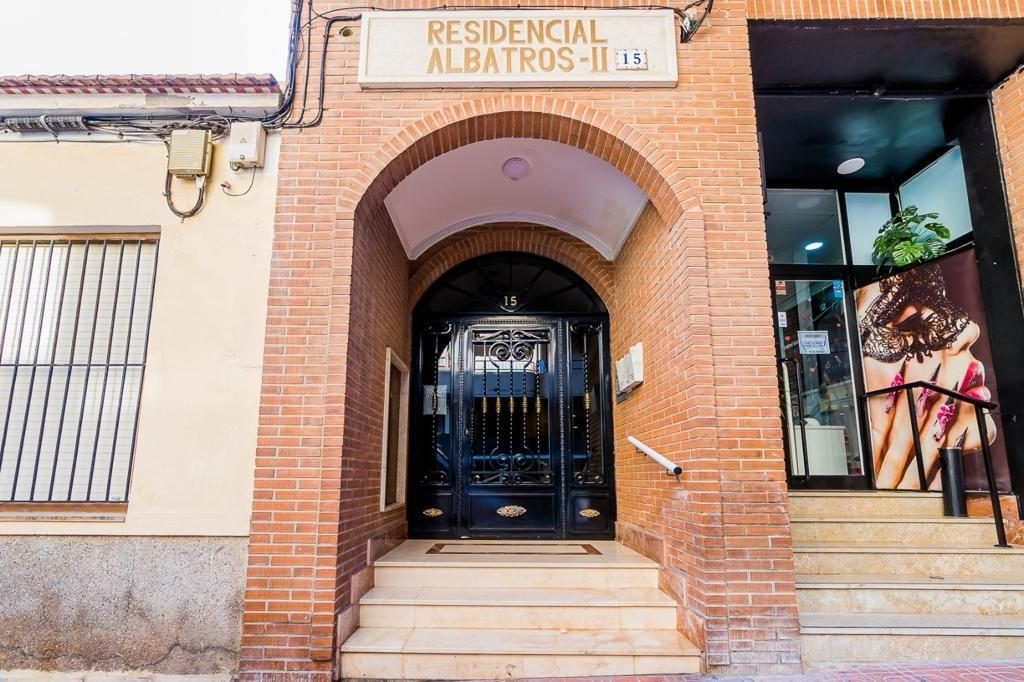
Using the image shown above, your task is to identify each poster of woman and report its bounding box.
[855,248,1009,491]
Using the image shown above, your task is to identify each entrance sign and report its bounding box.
[358,10,678,88]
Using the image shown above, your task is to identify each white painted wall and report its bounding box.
[0,131,279,536]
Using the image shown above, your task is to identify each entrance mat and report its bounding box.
[425,543,601,556]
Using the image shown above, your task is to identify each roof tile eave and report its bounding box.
[0,73,280,96]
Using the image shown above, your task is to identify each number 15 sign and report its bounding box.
[615,49,648,70]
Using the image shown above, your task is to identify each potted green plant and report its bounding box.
[872,205,951,270]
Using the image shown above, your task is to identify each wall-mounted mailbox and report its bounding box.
[615,342,643,394]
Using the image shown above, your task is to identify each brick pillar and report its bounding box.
[994,70,1024,285]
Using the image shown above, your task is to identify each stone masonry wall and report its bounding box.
[0,537,245,675]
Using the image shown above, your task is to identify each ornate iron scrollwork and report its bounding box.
[496,504,527,518]
[471,327,552,486]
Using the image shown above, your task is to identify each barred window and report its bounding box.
[0,238,158,502]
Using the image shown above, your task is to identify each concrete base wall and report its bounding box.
[0,537,246,675]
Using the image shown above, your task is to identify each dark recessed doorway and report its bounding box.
[408,253,615,539]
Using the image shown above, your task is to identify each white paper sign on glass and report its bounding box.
[358,10,678,88]
[797,330,831,355]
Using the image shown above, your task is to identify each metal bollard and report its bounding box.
[939,447,968,517]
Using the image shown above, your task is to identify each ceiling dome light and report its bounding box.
[805,241,824,251]
[502,156,530,181]
[836,157,866,175]
[796,196,822,209]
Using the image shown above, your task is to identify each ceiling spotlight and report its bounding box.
[502,157,530,181]
[805,241,824,251]
[837,157,866,175]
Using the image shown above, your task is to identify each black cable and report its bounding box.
[283,15,358,129]
[221,168,258,197]
[287,0,318,127]
[164,172,207,219]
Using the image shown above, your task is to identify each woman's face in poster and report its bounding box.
[856,264,996,490]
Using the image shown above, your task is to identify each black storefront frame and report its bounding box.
[769,110,1024,507]
[768,183,1000,491]
[769,183,989,490]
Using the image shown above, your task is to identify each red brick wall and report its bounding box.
[747,0,1024,19]
[612,201,739,662]
[242,0,793,676]
[994,70,1024,288]
[244,1,1024,678]
[241,123,412,679]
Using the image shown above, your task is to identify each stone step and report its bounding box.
[373,563,659,589]
[372,541,661,590]
[340,627,701,679]
[788,491,944,518]
[796,574,1024,616]
[790,516,1002,546]
[794,543,1024,578]
[800,612,1024,667]
[358,586,678,630]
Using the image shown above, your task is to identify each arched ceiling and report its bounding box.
[383,138,648,260]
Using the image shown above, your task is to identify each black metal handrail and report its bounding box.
[865,380,1009,548]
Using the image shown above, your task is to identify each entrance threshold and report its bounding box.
[339,539,701,679]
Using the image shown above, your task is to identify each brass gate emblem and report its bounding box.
[579,508,601,518]
[422,507,444,517]
[496,504,527,518]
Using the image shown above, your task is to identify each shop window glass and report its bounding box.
[846,193,893,265]
[775,278,863,477]
[765,190,845,265]
[899,146,973,242]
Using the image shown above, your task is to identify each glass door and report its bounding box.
[774,277,867,486]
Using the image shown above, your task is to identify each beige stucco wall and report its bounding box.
[0,132,279,535]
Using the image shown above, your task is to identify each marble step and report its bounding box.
[800,612,1024,667]
[374,564,659,589]
[358,586,678,630]
[340,627,701,679]
[796,574,1024,615]
[373,540,661,589]
[788,491,944,519]
[794,543,1024,578]
[790,516,1002,546]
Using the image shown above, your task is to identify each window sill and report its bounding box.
[0,502,127,523]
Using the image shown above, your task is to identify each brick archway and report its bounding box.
[341,94,700,231]
[409,223,615,311]
[243,93,755,682]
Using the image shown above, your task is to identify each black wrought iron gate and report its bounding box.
[408,316,614,539]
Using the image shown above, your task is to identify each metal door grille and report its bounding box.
[469,327,551,486]
[0,238,158,502]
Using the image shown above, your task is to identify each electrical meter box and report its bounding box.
[228,122,267,169]
[167,129,212,178]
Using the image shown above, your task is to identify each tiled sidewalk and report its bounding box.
[511,659,1024,682]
